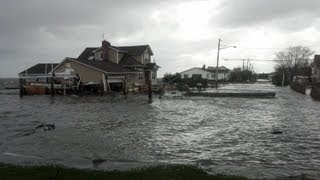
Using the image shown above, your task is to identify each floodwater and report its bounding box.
[0,83,320,179]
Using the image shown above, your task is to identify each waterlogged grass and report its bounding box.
[0,163,248,180]
[0,163,314,180]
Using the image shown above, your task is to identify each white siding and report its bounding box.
[180,68,208,79]
[180,68,230,80]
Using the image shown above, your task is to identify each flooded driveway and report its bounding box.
[0,84,320,178]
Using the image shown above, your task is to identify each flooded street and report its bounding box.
[0,83,320,179]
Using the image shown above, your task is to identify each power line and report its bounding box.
[224,58,280,61]
[234,46,320,50]
[236,47,287,50]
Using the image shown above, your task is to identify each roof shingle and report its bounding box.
[73,58,137,73]
[19,63,59,76]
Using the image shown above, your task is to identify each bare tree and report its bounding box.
[274,46,314,83]
[275,46,314,70]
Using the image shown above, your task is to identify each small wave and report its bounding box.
[3,152,42,159]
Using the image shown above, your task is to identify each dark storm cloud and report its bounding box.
[0,0,188,77]
[1,0,320,77]
[215,0,320,28]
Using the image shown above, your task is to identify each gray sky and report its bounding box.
[1,0,320,77]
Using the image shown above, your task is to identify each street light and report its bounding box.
[216,38,236,89]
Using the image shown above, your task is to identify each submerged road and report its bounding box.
[0,83,319,179]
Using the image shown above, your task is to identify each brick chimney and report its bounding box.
[101,40,111,61]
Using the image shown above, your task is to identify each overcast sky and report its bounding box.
[1,0,320,77]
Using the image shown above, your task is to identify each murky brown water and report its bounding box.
[0,83,320,179]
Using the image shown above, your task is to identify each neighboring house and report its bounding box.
[19,63,59,82]
[53,40,159,91]
[311,55,320,82]
[180,66,230,80]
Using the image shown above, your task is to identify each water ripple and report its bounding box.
[0,84,320,179]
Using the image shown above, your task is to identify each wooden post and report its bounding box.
[51,76,55,97]
[102,74,107,92]
[19,78,24,97]
[147,71,152,103]
[282,71,285,87]
[105,75,111,92]
[123,76,127,95]
[63,85,66,96]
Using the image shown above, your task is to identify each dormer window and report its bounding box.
[144,52,150,64]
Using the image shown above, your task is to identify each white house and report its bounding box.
[180,66,230,80]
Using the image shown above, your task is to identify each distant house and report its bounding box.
[19,63,59,82]
[311,55,320,82]
[53,40,159,91]
[180,66,230,80]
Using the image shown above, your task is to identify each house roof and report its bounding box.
[116,45,153,56]
[19,63,59,76]
[119,54,142,66]
[77,45,153,60]
[68,43,157,74]
[206,66,230,72]
[180,67,208,74]
[180,66,230,74]
[77,47,97,60]
[72,58,137,73]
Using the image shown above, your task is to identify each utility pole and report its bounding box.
[50,62,55,97]
[282,71,285,87]
[215,38,221,89]
[242,59,245,71]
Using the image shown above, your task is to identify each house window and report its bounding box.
[126,76,131,82]
[206,74,209,78]
[184,74,189,78]
[211,74,215,78]
[138,73,144,80]
[152,72,156,79]
[144,53,150,63]
[99,53,103,60]
[192,74,202,79]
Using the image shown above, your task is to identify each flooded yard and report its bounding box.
[0,83,320,179]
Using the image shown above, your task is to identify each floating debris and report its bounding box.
[35,123,45,129]
[271,130,283,135]
[36,123,55,131]
[92,159,107,165]
[23,130,36,136]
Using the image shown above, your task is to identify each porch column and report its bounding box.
[102,74,107,92]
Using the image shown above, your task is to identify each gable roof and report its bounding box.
[119,54,142,66]
[77,45,153,60]
[19,63,59,76]
[116,45,153,56]
[180,66,230,74]
[180,67,209,74]
[70,43,157,74]
[206,66,230,72]
[77,47,97,60]
[74,58,136,73]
